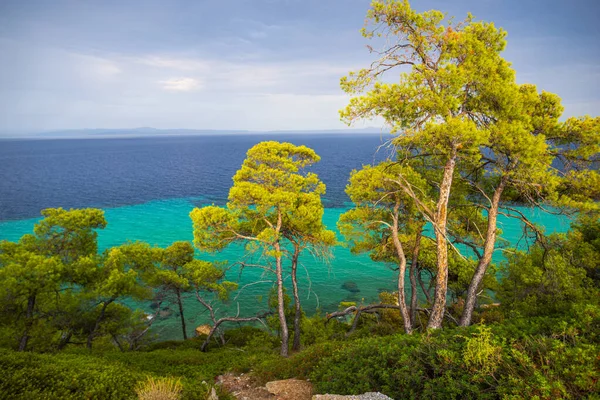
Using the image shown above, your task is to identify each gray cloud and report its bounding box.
[0,0,598,133]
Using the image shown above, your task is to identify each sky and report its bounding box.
[0,0,598,134]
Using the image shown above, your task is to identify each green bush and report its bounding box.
[0,347,248,399]
[0,349,143,399]
[253,341,343,383]
[299,313,348,346]
[222,326,277,349]
[88,348,254,383]
[145,337,205,352]
[309,326,600,399]
[497,337,600,399]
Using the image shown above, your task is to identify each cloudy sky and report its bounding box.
[0,0,598,134]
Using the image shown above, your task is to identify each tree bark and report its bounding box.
[274,246,289,357]
[410,226,423,328]
[57,330,72,351]
[274,211,289,357]
[459,178,507,326]
[391,202,412,334]
[291,243,302,351]
[417,268,432,303]
[176,288,187,339]
[111,333,125,352]
[87,298,113,349]
[18,294,36,351]
[428,147,457,329]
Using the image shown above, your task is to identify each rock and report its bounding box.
[216,375,388,400]
[195,324,212,336]
[158,308,172,318]
[265,379,313,400]
[149,301,160,310]
[313,393,392,400]
[217,375,314,400]
[341,281,360,293]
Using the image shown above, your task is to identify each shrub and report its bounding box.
[222,326,277,349]
[309,326,600,399]
[252,341,343,383]
[462,325,502,376]
[0,348,249,400]
[299,313,347,347]
[0,349,143,399]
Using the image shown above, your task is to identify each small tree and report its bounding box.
[184,259,243,351]
[29,207,107,265]
[84,242,156,348]
[281,185,335,350]
[339,162,427,333]
[149,241,195,340]
[457,87,600,326]
[0,207,106,351]
[191,141,327,356]
[0,242,63,351]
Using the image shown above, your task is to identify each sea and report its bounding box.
[0,134,571,339]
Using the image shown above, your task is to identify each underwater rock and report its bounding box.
[341,281,361,293]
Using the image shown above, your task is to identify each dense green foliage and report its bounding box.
[2,311,598,399]
[310,322,599,399]
[0,208,234,353]
[498,216,600,319]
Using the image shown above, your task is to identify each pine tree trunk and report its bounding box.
[428,147,457,329]
[391,202,412,334]
[57,330,72,351]
[291,244,302,351]
[274,211,289,357]
[87,299,113,349]
[410,227,423,328]
[176,288,188,339]
[275,247,289,357]
[18,294,36,351]
[459,179,506,326]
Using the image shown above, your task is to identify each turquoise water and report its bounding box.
[0,198,571,339]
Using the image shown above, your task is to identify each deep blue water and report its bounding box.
[0,134,392,221]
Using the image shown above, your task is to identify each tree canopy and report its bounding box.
[339,0,600,328]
